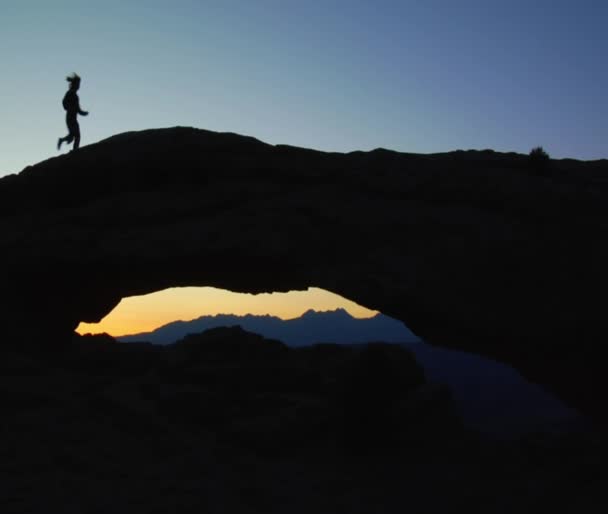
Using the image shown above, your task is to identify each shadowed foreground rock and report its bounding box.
[1,329,605,513]
[1,127,608,422]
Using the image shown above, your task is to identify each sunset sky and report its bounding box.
[76,287,377,336]
[3,1,607,334]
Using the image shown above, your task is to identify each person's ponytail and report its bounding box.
[66,72,81,85]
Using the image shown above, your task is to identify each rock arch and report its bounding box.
[1,127,607,422]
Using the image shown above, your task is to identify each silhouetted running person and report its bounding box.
[57,73,88,151]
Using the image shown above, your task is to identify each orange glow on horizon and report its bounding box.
[76,287,378,337]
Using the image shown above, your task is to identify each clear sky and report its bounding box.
[1,0,606,178]
[3,1,607,334]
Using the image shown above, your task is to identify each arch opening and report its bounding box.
[75,286,582,436]
[77,286,399,340]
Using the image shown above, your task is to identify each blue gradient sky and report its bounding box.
[1,0,606,177]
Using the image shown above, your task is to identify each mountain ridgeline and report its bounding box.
[117,309,420,346]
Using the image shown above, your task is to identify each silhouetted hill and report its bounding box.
[117,309,420,345]
[2,328,604,513]
[1,126,608,423]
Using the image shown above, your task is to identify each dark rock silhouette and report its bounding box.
[1,127,608,424]
[57,73,89,151]
[1,328,605,513]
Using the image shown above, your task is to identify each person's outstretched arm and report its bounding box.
[77,98,88,116]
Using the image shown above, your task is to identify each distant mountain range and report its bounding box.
[117,309,421,346]
[118,309,584,436]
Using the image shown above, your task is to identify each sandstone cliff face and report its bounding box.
[1,127,607,421]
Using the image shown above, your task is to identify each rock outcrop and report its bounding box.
[1,127,607,422]
[10,329,601,513]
